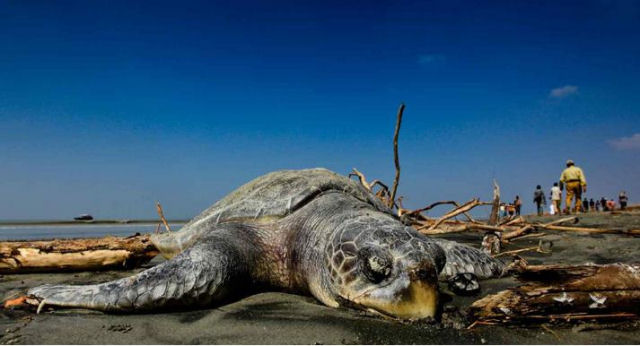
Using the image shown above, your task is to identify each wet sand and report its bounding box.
[2,212,640,344]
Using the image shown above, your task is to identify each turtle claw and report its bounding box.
[447,273,481,296]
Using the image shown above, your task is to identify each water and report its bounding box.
[0,223,185,241]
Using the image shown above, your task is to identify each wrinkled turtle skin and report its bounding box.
[29,168,503,320]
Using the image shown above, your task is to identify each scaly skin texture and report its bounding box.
[28,169,504,319]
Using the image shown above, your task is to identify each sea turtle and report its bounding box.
[28,168,503,320]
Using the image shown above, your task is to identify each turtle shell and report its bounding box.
[152,168,393,257]
[184,168,392,227]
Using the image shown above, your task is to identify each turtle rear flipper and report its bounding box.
[28,225,252,312]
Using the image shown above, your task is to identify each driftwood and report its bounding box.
[389,103,404,208]
[488,180,500,225]
[470,263,640,323]
[493,240,551,258]
[349,168,374,192]
[346,105,638,262]
[0,234,158,274]
[418,199,484,231]
[156,201,172,233]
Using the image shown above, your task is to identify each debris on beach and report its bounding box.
[469,263,640,324]
[0,234,158,274]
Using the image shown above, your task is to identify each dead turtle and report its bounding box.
[28,168,503,320]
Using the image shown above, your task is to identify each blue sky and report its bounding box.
[1,0,639,220]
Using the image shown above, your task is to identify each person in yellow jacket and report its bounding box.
[559,159,587,214]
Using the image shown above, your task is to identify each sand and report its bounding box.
[2,212,639,344]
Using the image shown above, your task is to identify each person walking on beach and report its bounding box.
[559,159,587,213]
[550,182,562,215]
[595,200,601,211]
[601,197,608,211]
[589,198,595,212]
[606,199,616,212]
[619,191,629,210]
[583,197,589,212]
[533,185,546,216]
[514,196,522,216]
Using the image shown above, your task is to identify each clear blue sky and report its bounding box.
[1,0,639,220]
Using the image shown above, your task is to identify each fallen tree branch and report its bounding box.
[537,224,640,236]
[349,168,373,191]
[0,234,158,274]
[541,216,578,227]
[509,232,546,241]
[502,224,535,241]
[389,103,404,208]
[471,263,640,323]
[488,180,500,225]
[494,240,551,258]
[420,198,483,231]
[406,200,476,223]
[501,216,524,226]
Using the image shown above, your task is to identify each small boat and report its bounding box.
[73,214,94,221]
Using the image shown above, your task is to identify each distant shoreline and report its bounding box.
[0,219,190,226]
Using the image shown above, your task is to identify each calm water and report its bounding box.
[0,223,185,241]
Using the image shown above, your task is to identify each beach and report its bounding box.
[2,212,640,344]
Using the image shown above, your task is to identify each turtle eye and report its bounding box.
[358,247,393,283]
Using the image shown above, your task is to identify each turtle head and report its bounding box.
[325,226,445,320]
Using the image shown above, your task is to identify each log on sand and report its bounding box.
[0,234,159,274]
[470,263,640,323]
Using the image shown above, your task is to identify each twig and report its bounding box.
[369,180,390,195]
[494,240,550,258]
[406,200,475,223]
[407,201,459,216]
[541,324,561,341]
[156,201,172,233]
[349,168,372,191]
[466,320,497,330]
[389,103,404,208]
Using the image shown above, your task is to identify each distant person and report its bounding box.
[601,197,608,211]
[507,204,515,217]
[559,160,587,214]
[583,198,589,212]
[514,196,522,216]
[606,199,616,212]
[619,191,629,210]
[533,185,546,216]
[500,203,506,218]
[550,182,562,215]
[589,198,595,211]
[595,200,601,212]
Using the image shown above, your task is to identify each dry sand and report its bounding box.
[2,212,640,344]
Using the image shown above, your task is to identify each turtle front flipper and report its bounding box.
[432,239,505,279]
[28,225,253,312]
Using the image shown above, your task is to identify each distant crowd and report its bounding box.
[499,160,630,217]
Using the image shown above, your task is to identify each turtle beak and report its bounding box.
[352,265,439,320]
